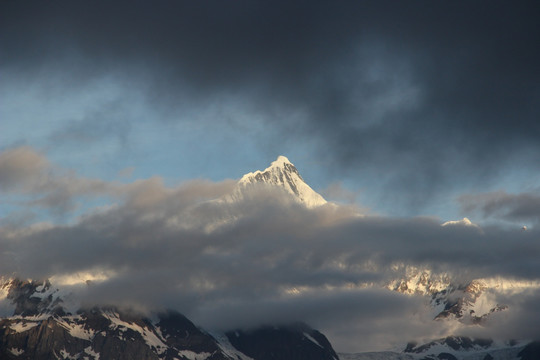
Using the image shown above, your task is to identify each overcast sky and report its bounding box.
[2,0,540,353]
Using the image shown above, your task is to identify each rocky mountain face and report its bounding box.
[0,279,339,360]
[0,308,234,360]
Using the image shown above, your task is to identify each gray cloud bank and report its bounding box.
[460,190,540,225]
[2,1,540,213]
[2,147,540,351]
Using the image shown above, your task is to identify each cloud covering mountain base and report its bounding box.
[1,149,540,351]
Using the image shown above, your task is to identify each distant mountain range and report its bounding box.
[0,278,338,360]
[1,156,538,359]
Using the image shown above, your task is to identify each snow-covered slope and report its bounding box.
[234,155,327,208]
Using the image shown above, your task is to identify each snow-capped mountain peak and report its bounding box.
[269,155,293,168]
[237,155,327,208]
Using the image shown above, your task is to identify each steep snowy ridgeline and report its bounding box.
[102,310,168,354]
[235,155,327,208]
[209,331,255,360]
[303,332,324,348]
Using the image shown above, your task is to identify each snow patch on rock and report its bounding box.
[8,347,25,356]
[104,311,168,354]
[9,321,39,333]
[211,331,254,360]
[177,350,212,360]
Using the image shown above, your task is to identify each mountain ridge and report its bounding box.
[0,278,339,360]
[235,155,327,208]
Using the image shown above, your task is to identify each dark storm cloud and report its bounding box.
[3,1,539,211]
[460,190,540,224]
[192,288,422,336]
